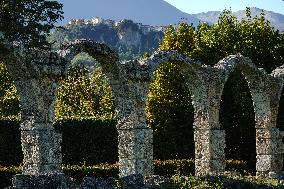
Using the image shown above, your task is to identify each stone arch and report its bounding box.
[58,39,130,121]
[143,51,207,125]
[58,39,143,178]
[58,39,121,84]
[141,50,223,176]
[214,54,269,125]
[217,58,256,173]
[142,51,197,163]
[214,54,282,177]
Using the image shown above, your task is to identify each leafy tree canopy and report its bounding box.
[0,0,63,49]
[160,8,284,72]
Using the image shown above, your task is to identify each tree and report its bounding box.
[55,54,116,120]
[146,61,194,159]
[0,0,63,49]
[0,62,19,119]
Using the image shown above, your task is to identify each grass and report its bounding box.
[0,159,283,188]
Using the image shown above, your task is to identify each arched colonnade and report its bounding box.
[1,40,284,187]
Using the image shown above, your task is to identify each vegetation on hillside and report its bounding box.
[48,19,164,60]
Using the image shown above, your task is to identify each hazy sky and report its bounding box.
[164,0,284,14]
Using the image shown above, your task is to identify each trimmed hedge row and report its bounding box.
[0,118,196,165]
[0,118,259,174]
[0,120,22,165]
[0,119,119,165]
[0,165,21,188]
[1,160,283,189]
[54,118,118,164]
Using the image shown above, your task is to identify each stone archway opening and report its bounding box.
[55,52,119,166]
[146,61,195,173]
[220,69,256,174]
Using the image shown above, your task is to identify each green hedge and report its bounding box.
[0,118,259,169]
[0,119,119,165]
[54,118,118,164]
[0,165,21,188]
[0,120,22,165]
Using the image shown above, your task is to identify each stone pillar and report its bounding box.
[20,122,62,175]
[192,70,226,176]
[118,126,153,177]
[12,76,68,187]
[3,50,76,187]
[194,129,225,175]
[256,128,283,177]
[255,78,284,178]
[116,79,153,178]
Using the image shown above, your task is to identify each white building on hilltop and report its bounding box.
[68,19,85,25]
[90,17,103,25]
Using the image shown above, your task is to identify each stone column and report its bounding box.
[256,127,283,177]
[255,78,284,178]
[20,122,62,175]
[4,50,76,187]
[192,70,226,176]
[116,79,153,178]
[12,76,68,187]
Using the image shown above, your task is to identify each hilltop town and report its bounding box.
[68,17,168,35]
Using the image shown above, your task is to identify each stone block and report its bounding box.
[39,164,62,174]
[119,158,136,177]
[118,128,153,145]
[118,142,153,160]
[82,177,116,189]
[255,116,273,129]
[210,159,226,173]
[120,174,144,189]
[22,140,62,165]
[211,129,225,159]
[194,129,225,159]
[256,155,271,172]
[119,158,153,178]
[21,126,59,145]
[20,119,54,130]
[116,115,139,129]
[256,154,283,172]
[193,115,210,130]
[12,173,78,188]
[195,158,210,176]
[256,128,280,139]
[195,141,210,159]
[194,129,210,143]
[256,137,281,155]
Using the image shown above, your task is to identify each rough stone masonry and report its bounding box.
[1,39,284,188]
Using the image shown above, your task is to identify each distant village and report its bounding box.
[68,17,168,34]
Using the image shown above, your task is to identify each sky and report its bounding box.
[164,0,284,14]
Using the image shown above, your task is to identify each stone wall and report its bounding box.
[1,39,284,188]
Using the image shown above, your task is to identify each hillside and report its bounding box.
[57,0,200,26]
[49,20,164,61]
[193,7,284,31]
[56,0,284,31]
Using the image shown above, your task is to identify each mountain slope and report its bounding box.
[57,0,200,26]
[49,20,164,61]
[193,7,284,31]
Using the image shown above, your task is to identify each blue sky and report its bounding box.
[164,0,284,14]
